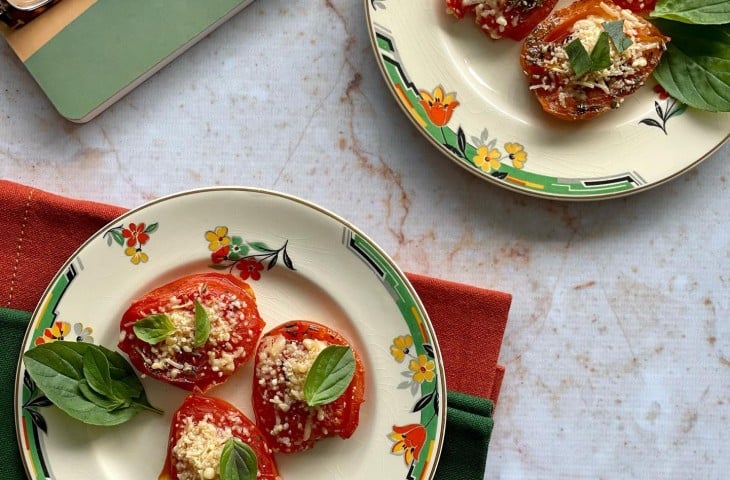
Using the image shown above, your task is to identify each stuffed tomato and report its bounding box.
[252,321,365,453]
[119,273,265,392]
[446,0,559,40]
[159,394,280,480]
[520,0,669,120]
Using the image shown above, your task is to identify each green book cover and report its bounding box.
[2,0,255,122]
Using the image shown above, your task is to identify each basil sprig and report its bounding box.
[23,341,162,426]
[651,0,730,25]
[220,438,257,480]
[193,299,211,347]
[303,345,356,407]
[133,313,176,344]
[648,0,729,112]
[651,20,730,111]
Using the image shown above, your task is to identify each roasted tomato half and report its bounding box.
[118,273,265,392]
[445,0,478,19]
[252,321,365,453]
[520,0,669,120]
[446,0,558,40]
[159,394,280,480]
[612,0,656,14]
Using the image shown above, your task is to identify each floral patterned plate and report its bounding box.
[15,187,446,480]
[366,0,729,200]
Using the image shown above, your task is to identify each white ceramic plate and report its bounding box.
[365,0,730,200]
[15,187,446,480]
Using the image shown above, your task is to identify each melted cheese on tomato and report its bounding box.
[255,334,329,443]
[526,2,666,107]
[124,285,252,379]
[172,414,250,480]
[256,335,327,410]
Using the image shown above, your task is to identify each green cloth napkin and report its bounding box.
[1,307,493,480]
[1,308,30,480]
[436,391,494,480]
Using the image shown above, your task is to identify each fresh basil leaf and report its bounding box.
[602,20,633,53]
[651,0,730,25]
[589,32,612,71]
[303,345,356,407]
[652,20,730,112]
[78,379,126,411]
[133,313,176,344]
[82,347,115,398]
[194,300,210,348]
[23,342,162,426]
[220,438,257,480]
[566,38,593,77]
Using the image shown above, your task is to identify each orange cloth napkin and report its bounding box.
[0,180,510,403]
[0,180,510,478]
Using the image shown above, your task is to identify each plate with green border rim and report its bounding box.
[365,0,729,201]
[14,187,446,480]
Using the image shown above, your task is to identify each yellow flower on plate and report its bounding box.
[125,246,149,265]
[390,335,413,362]
[205,226,231,251]
[35,321,72,345]
[505,142,527,169]
[409,354,435,383]
[473,145,501,172]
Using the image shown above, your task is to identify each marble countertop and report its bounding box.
[1,1,728,478]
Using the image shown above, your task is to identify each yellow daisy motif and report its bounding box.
[409,354,436,384]
[36,321,72,344]
[473,145,502,172]
[505,142,527,169]
[125,246,149,265]
[390,335,413,362]
[205,226,231,251]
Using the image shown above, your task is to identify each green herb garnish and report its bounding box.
[602,20,633,53]
[566,31,612,77]
[303,345,356,407]
[651,20,730,112]
[651,0,730,25]
[23,341,162,426]
[220,438,257,480]
[193,299,210,347]
[648,1,730,112]
[133,313,176,344]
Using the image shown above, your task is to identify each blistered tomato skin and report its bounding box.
[520,0,669,120]
[118,273,265,392]
[158,394,280,480]
[252,320,366,453]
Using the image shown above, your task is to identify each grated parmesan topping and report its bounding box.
[255,334,329,444]
[476,0,508,39]
[172,414,249,480]
[524,2,666,108]
[126,283,252,379]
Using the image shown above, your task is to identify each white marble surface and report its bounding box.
[2,0,729,478]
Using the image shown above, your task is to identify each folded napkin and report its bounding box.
[0,181,510,480]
